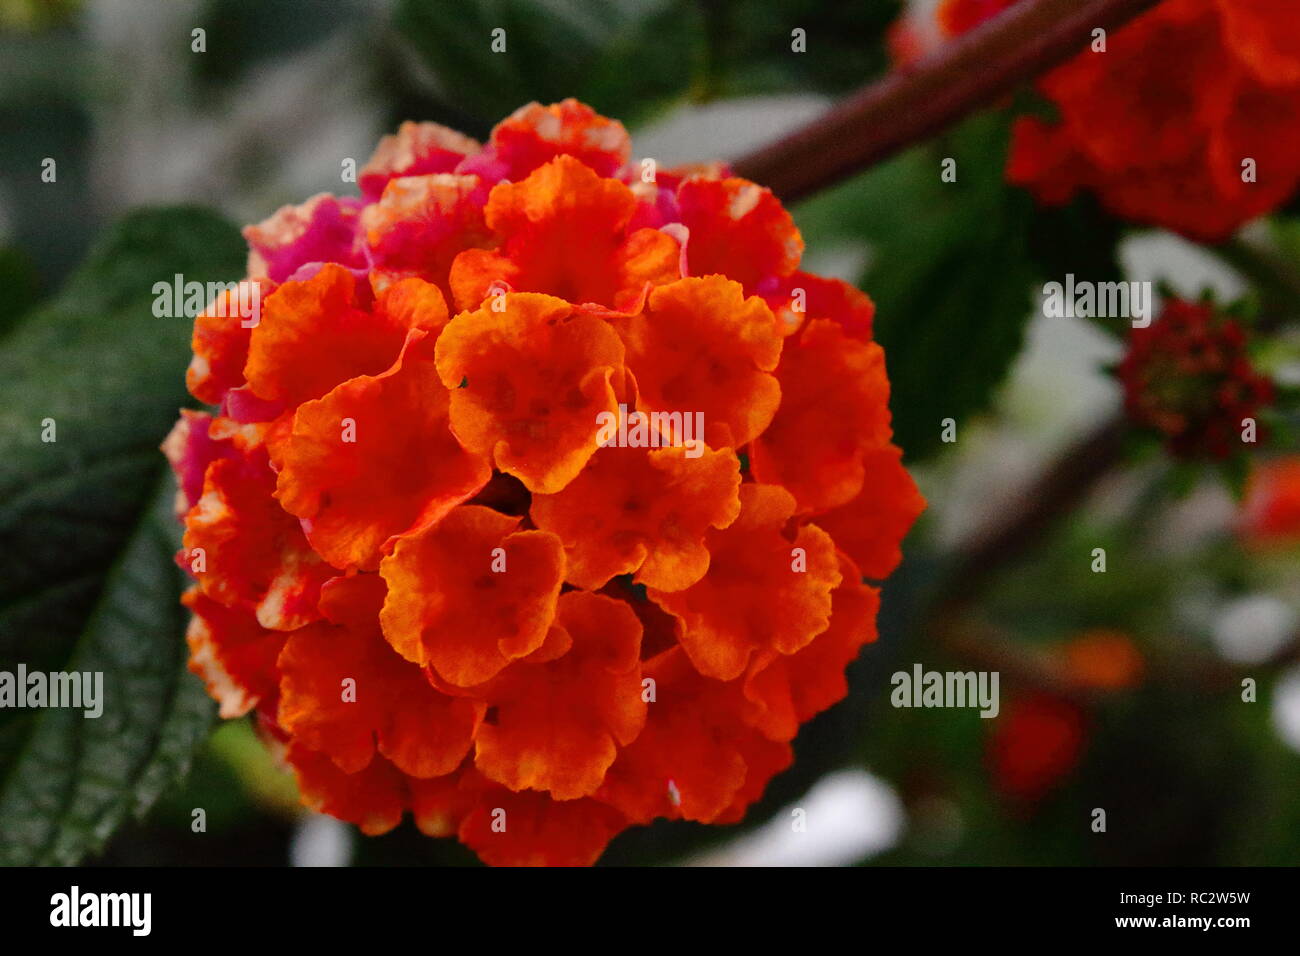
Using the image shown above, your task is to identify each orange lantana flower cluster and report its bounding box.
[165,100,924,865]
[897,0,1300,241]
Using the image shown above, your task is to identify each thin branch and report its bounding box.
[732,0,1164,201]
[939,413,1130,610]
[937,616,1094,701]
[937,614,1300,699]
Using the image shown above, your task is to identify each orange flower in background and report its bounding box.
[1239,457,1300,544]
[906,0,1300,241]
[1061,629,1145,691]
[166,100,924,866]
[987,630,1144,805]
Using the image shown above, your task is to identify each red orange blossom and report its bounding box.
[896,0,1300,241]
[164,100,924,866]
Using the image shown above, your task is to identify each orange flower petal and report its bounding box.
[676,177,803,291]
[1218,0,1300,84]
[361,174,491,295]
[475,99,631,182]
[650,484,841,680]
[596,647,792,824]
[410,767,478,838]
[448,155,680,312]
[457,775,628,866]
[243,194,364,283]
[182,452,333,631]
[742,556,881,742]
[378,504,565,685]
[1209,79,1300,208]
[472,591,646,800]
[359,121,481,201]
[531,443,741,591]
[182,588,286,718]
[276,574,484,778]
[245,263,440,409]
[285,743,408,836]
[269,330,491,570]
[372,272,451,334]
[446,247,521,313]
[486,153,634,236]
[713,729,794,825]
[751,318,893,513]
[435,292,624,493]
[616,276,782,449]
[611,227,683,311]
[810,445,926,580]
[186,279,271,405]
[760,271,876,340]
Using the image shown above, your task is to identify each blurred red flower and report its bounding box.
[1239,457,1300,544]
[987,630,1143,805]
[903,0,1300,240]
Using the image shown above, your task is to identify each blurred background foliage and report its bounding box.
[1,0,1299,867]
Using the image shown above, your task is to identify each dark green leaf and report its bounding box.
[0,206,245,865]
[393,0,703,129]
[0,480,214,865]
[0,245,41,337]
[796,113,1038,461]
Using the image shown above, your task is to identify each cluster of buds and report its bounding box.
[1118,298,1273,460]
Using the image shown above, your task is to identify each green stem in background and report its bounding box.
[937,414,1130,613]
[1214,236,1300,331]
[732,0,1164,202]
[692,0,731,103]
